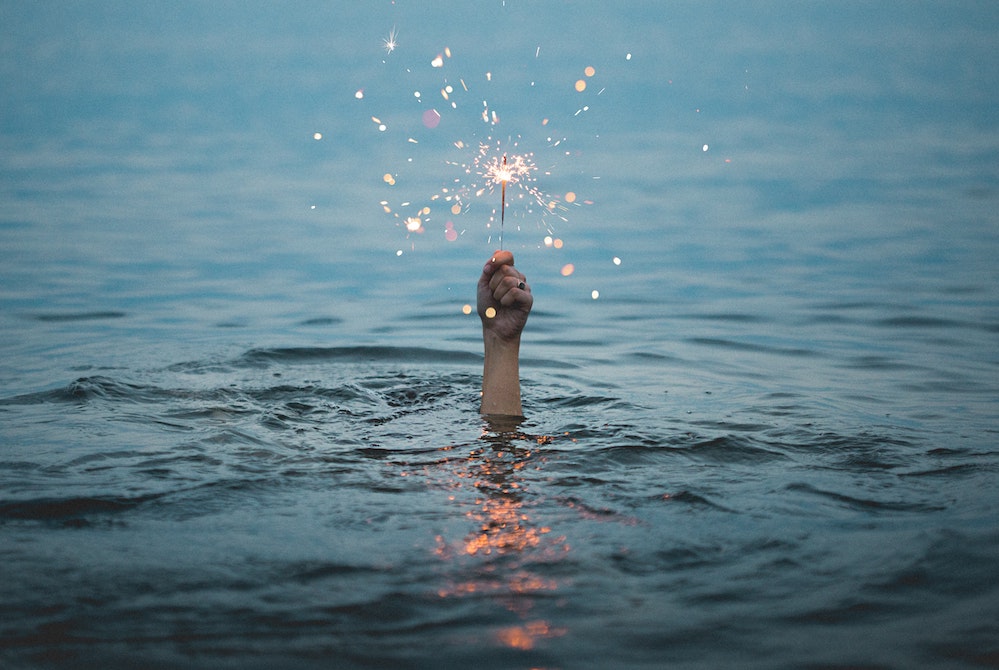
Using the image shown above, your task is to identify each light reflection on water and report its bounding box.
[433,421,568,651]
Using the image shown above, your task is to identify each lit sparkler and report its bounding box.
[368,36,594,248]
[481,146,546,247]
[439,140,554,247]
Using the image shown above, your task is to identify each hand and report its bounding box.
[477,250,532,417]
[477,250,533,342]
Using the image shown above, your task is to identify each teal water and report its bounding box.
[2,2,998,668]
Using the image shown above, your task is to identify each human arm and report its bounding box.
[477,250,532,416]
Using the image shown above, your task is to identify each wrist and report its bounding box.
[482,327,521,352]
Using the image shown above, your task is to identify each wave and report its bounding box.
[0,375,162,405]
[236,345,483,367]
[686,337,820,358]
[0,493,162,526]
[30,311,127,322]
[785,482,947,514]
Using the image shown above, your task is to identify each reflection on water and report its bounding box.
[433,417,567,651]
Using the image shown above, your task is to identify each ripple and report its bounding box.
[785,482,946,513]
[297,317,344,326]
[875,316,964,329]
[0,493,162,526]
[686,337,819,358]
[237,346,482,367]
[676,312,769,323]
[654,489,733,511]
[31,311,127,322]
[680,435,790,465]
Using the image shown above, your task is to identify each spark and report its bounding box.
[382,26,398,54]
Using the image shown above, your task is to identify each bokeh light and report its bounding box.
[423,109,442,129]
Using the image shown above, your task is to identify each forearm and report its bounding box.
[480,330,523,416]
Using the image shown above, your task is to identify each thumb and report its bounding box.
[478,258,495,292]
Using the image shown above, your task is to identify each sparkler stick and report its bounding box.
[500,154,507,249]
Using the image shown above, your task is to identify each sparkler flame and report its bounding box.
[434,140,558,247]
[485,151,532,188]
[482,149,538,248]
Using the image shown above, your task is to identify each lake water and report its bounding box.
[2,2,998,668]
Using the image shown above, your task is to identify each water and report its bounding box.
[2,2,998,668]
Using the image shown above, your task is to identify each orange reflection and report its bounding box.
[496,620,566,650]
[433,421,568,652]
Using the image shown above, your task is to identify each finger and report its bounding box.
[489,265,524,292]
[489,250,515,268]
[477,264,493,293]
[479,256,506,292]
[480,251,515,286]
[493,274,529,305]
[491,277,513,303]
[500,283,533,307]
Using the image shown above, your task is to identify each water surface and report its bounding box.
[2,2,998,668]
